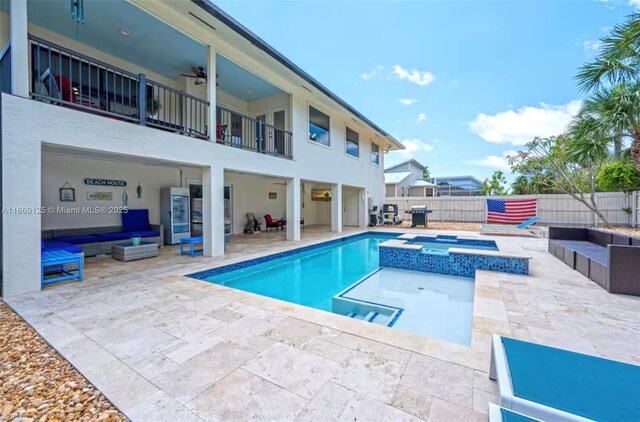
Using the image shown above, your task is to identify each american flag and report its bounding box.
[486,198,537,224]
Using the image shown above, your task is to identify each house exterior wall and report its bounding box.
[385,163,424,197]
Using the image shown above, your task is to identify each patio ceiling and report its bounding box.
[0,0,284,101]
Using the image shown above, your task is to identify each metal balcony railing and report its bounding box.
[217,105,292,159]
[26,35,292,158]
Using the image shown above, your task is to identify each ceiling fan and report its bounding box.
[181,66,216,86]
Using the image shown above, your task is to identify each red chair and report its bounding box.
[264,214,283,232]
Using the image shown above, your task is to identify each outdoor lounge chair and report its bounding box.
[481,217,545,236]
[264,214,283,232]
[490,335,640,421]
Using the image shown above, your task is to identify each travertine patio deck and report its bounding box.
[5,226,640,421]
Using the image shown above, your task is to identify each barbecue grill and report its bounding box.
[405,205,433,228]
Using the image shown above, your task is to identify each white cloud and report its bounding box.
[630,0,640,8]
[469,100,582,145]
[391,65,435,86]
[581,39,602,52]
[416,113,428,123]
[398,98,418,106]
[395,138,434,158]
[360,65,383,80]
[467,150,517,172]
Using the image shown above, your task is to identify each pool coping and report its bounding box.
[180,229,524,372]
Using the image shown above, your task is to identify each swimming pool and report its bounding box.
[189,232,477,344]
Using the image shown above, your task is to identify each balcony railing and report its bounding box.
[217,105,292,159]
[26,35,292,159]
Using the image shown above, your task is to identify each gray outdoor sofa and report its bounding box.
[548,227,640,296]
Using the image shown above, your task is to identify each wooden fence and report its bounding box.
[386,192,639,227]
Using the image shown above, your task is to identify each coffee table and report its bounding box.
[112,241,158,262]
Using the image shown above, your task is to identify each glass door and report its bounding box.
[224,185,232,235]
[172,194,190,234]
[273,109,286,156]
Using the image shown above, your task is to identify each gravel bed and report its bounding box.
[0,300,127,422]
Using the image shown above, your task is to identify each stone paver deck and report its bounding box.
[5,226,640,421]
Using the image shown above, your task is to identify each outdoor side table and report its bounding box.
[180,236,203,256]
[112,241,158,262]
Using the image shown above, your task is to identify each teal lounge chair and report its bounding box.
[481,217,545,236]
[488,404,543,422]
[490,335,640,421]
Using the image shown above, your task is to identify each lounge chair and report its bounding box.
[481,217,545,236]
[264,214,283,232]
[490,335,640,421]
[488,404,542,422]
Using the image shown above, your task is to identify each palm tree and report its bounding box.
[577,82,640,169]
[576,13,640,92]
[575,13,640,170]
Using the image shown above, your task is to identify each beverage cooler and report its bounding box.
[160,187,191,244]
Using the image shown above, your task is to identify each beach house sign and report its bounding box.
[84,178,127,187]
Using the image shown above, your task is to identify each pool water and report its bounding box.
[202,235,389,311]
[194,233,477,344]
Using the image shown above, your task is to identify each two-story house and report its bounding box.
[384,159,436,197]
[0,0,403,296]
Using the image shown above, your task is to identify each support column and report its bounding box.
[286,177,301,241]
[331,183,342,233]
[207,45,217,140]
[10,0,29,97]
[202,166,224,256]
[2,132,41,296]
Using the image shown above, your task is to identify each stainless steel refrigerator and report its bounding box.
[160,187,190,244]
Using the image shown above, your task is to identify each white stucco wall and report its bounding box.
[41,154,189,229]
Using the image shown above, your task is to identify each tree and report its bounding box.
[481,171,508,196]
[508,134,612,226]
[422,166,431,179]
[576,14,640,170]
[596,159,640,192]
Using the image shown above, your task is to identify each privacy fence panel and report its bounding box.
[387,192,635,227]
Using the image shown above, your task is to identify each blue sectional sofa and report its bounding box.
[42,209,163,256]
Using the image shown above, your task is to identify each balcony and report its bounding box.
[23,36,292,159]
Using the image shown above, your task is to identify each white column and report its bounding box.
[202,166,225,256]
[358,188,368,228]
[331,183,342,233]
[10,0,29,97]
[207,45,216,140]
[2,132,41,295]
[286,177,301,241]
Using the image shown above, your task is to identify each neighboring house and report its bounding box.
[0,0,403,296]
[384,159,436,197]
[428,176,483,196]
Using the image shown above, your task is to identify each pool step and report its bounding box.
[347,311,392,326]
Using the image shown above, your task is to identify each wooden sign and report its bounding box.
[84,178,127,187]
[86,192,113,201]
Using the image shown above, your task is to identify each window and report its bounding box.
[309,106,330,146]
[370,143,380,165]
[346,127,359,158]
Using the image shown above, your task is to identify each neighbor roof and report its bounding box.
[193,0,403,151]
[385,159,425,172]
[411,180,437,188]
[384,171,412,185]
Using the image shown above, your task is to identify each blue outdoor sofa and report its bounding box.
[42,209,163,256]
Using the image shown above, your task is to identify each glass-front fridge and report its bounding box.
[160,187,190,244]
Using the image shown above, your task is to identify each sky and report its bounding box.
[216,0,637,184]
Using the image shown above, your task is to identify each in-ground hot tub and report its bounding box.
[378,234,530,277]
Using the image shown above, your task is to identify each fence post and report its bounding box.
[633,191,639,228]
[138,73,146,126]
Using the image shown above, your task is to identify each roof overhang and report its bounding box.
[191,0,404,151]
